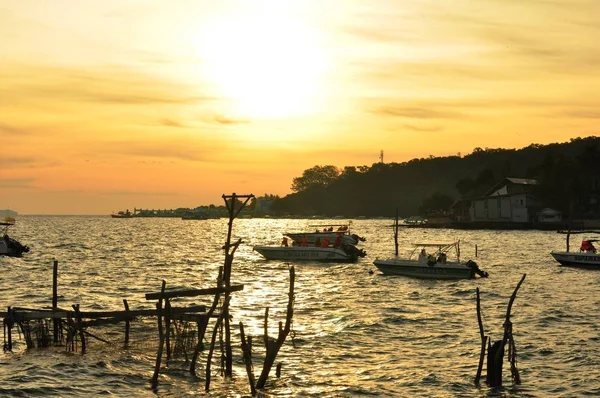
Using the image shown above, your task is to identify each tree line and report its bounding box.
[267,137,600,219]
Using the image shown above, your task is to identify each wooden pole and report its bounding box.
[151,280,167,389]
[6,306,12,351]
[165,298,172,361]
[239,322,256,395]
[52,259,59,344]
[123,299,130,347]
[394,208,399,257]
[72,304,86,354]
[205,296,231,392]
[474,288,486,385]
[256,266,295,389]
[190,267,223,376]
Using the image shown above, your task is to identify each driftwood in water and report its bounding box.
[239,266,296,394]
[475,274,526,387]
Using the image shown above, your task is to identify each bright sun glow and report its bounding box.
[196,7,329,119]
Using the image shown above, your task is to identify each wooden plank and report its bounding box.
[2,304,206,321]
[145,284,244,300]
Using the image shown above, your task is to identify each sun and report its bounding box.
[195,8,329,119]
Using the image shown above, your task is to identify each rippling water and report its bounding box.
[1,216,599,397]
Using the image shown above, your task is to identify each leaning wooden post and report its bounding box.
[474,288,487,385]
[52,259,59,344]
[151,280,167,389]
[123,299,130,347]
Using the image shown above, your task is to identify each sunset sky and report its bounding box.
[2,0,599,215]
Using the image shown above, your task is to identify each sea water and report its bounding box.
[1,216,599,397]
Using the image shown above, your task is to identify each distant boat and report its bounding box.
[181,211,209,220]
[111,210,133,218]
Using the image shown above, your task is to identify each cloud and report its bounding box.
[213,115,250,125]
[159,118,186,128]
[1,63,218,107]
[372,107,463,119]
[403,124,444,132]
[0,178,36,189]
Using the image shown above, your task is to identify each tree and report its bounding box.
[290,165,341,193]
[419,192,455,216]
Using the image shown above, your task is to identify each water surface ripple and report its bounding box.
[1,216,599,396]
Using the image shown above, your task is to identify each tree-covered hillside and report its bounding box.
[270,137,600,218]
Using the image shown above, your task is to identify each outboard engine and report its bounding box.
[466,260,488,278]
[2,234,29,257]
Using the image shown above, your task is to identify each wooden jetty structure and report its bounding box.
[3,193,296,396]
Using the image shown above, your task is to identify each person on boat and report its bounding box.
[418,248,427,263]
[282,237,288,247]
[328,227,333,232]
[322,237,331,247]
[333,234,342,248]
[301,237,308,247]
[580,240,597,253]
[427,254,436,266]
[315,237,321,247]
[437,252,447,264]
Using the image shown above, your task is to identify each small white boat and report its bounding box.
[551,239,600,268]
[285,223,366,246]
[373,241,488,279]
[0,221,30,257]
[253,237,366,263]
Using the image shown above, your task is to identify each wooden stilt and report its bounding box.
[123,299,130,347]
[52,260,59,344]
[72,304,86,354]
[6,306,12,351]
[165,298,171,361]
[151,280,167,389]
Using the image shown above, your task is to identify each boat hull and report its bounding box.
[0,238,29,257]
[550,251,600,269]
[372,259,474,279]
[253,245,358,262]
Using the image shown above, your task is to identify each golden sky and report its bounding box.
[1,0,599,214]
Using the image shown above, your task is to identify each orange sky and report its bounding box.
[1,0,599,215]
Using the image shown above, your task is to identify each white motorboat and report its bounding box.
[551,239,600,268]
[373,241,488,279]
